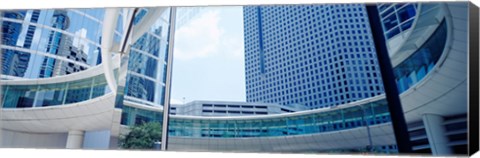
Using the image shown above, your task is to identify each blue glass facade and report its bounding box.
[377,3,418,39]
[120,97,391,138]
[121,105,164,126]
[393,19,447,93]
[39,10,69,78]
[244,5,385,109]
[1,8,171,112]
[124,8,171,107]
[1,11,30,77]
[1,9,107,79]
[1,73,109,108]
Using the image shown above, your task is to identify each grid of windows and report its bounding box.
[1,74,109,108]
[244,4,385,109]
[124,8,171,107]
[170,101,303,116]
[377,3,418,39]
[168,98,391,138]
[1,8,171,107]
[1,9,106,78]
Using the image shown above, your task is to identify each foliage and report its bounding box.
[119,121,162,149]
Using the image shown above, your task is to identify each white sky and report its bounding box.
[170,6,245,104]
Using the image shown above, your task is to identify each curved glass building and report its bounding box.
[0,2,471,156]
[0,8,174,149]
[125,8,172,107]
[1,9,110,79]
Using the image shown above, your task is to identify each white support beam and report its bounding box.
[131,8,168,43]
[101,8,120,94]
[161,7,177,151]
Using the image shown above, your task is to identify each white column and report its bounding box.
[161,7,177,151]
[66,130,85,149]
[130,8,168,43]
[101,8,120,94]
[422,114,452,155]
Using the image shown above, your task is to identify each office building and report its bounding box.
[0,3,472,156]
[170,100,307,116]
[124,8,172,107]
[0,8,174,149]
[243,4,385,109]
[1,9,106,79]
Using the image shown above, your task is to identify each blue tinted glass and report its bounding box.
[125,74,156,102]
[397,4,416,22]
[1,74,108,108]
[386,27,400,39]
[383,14,398,31]
[380,7,395,18]
[400,18,414,31]
[394,20,447,93]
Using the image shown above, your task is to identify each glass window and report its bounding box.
[382,13,398,31]
[400,18,414,31]
[214,104,226,108]
[203,104,212,107]
[397,4,416,23]
[228,105,240,108]
[34,83,67,107]
[2,85,36,108]
[65,77,93,104]
[386,27,400,39]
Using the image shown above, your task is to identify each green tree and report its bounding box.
[119,121,162,149]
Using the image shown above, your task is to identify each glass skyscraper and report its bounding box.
[244,4,385,109]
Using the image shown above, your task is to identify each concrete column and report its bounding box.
[66,130,85,149]
[422,114,452,155]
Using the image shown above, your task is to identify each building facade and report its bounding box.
[1,9,107,79]
[2,11,29,77]
[0,3,471,156]
[0,8,174,149]
[170,100,307,116]
[124,8,172,107]
[243,4,385,109]
[377,3,468,155]
[377,3,418,57]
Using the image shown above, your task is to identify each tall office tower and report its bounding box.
[244,4,385,109]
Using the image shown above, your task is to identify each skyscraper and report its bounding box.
[244,4,385,109]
